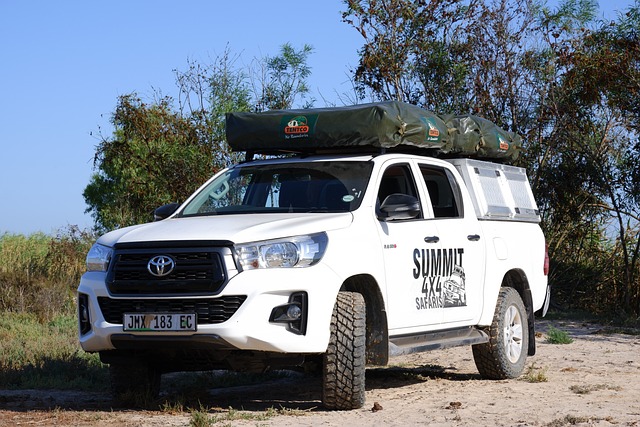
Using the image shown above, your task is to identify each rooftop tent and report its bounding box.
[225,101,522,161]
[226,101,448,152]
[443,114,522,161]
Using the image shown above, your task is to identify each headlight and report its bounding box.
[235,233,328,270]
[86,243,113,272]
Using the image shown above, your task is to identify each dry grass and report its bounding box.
[0,227,95,320]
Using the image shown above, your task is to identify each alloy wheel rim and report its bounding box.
[503,305,523,363]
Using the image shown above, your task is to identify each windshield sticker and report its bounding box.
[413,247,466,310]
[342,195,355,202]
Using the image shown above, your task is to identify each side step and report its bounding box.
[389,326,489,357]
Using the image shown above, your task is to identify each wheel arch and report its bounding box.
[341,274,389,366]
[501,269,536,356]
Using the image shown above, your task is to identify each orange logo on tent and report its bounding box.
[498,135,510,151]
[284,116,309,134]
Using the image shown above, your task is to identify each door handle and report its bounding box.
[424,236,440,243]
[467,234,481,241]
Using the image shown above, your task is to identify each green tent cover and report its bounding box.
[225,101,522,161]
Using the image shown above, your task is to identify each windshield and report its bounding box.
[179,161,374,216]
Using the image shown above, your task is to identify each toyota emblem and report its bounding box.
[147,255,175,277]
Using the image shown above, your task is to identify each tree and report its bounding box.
[518,1,640,315]
[344,0,640,316]
[83,95,216,230]
[85,44,314,231]
[174,46,252,168]
[342,0,472,106]
[343,0,542,129]
[255,43,315,110]
[555,8,640,313]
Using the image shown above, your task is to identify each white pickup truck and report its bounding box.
[77,102,549,409]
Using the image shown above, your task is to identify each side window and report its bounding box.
[419,165,463,218]
[377,164,422,219]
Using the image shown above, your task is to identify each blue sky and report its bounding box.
[0,0,633,235]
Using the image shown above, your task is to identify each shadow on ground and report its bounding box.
[0,362,479,413]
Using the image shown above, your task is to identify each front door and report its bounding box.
[376,162,444,332]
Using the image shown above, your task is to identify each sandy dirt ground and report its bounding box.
[1,319,639,427]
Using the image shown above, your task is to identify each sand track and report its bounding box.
[1,320,639,426]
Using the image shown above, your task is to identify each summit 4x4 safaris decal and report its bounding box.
[413,248,466,310]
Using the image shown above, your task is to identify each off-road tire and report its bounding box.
[322,291,366,410]
[110,361,161,402]
[472,287,528,379]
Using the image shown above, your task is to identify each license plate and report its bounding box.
[123,313,197,332]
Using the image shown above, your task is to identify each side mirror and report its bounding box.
[154,203,180,221]
[378,194,421,221]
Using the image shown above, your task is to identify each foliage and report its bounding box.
[83,94,217,230]
[256,42,314,110]
[344,0,640,317]
[0,312,107,390]
[342,0,540,127]
[174,46,252,168]
[189,409,212,427]
[535,3,640,315]
[343,0,472,108]
[522,363,548,383]
[85,44,314,231]
[569,384,622,395]
[0,232,50,280]
[545,326,574,344]
[0,227,94,320]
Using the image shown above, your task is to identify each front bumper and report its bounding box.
[77,265,341,354]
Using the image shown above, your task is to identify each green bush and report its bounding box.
[546,326,574,344]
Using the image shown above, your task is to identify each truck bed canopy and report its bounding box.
[225,101,522,162]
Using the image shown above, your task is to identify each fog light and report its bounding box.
[78,293,92,335]
[269,292,308,335]
[81,306,89,323]
[271,302,301,322]
[287,304,302,320]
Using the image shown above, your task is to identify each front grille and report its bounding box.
[98,296,247,325]
[106,246,229,295]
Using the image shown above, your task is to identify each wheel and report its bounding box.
[110,361,161,402]
[472,287,528,379]
[322,291,366,410]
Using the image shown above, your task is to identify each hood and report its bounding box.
[97,213,354,247]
